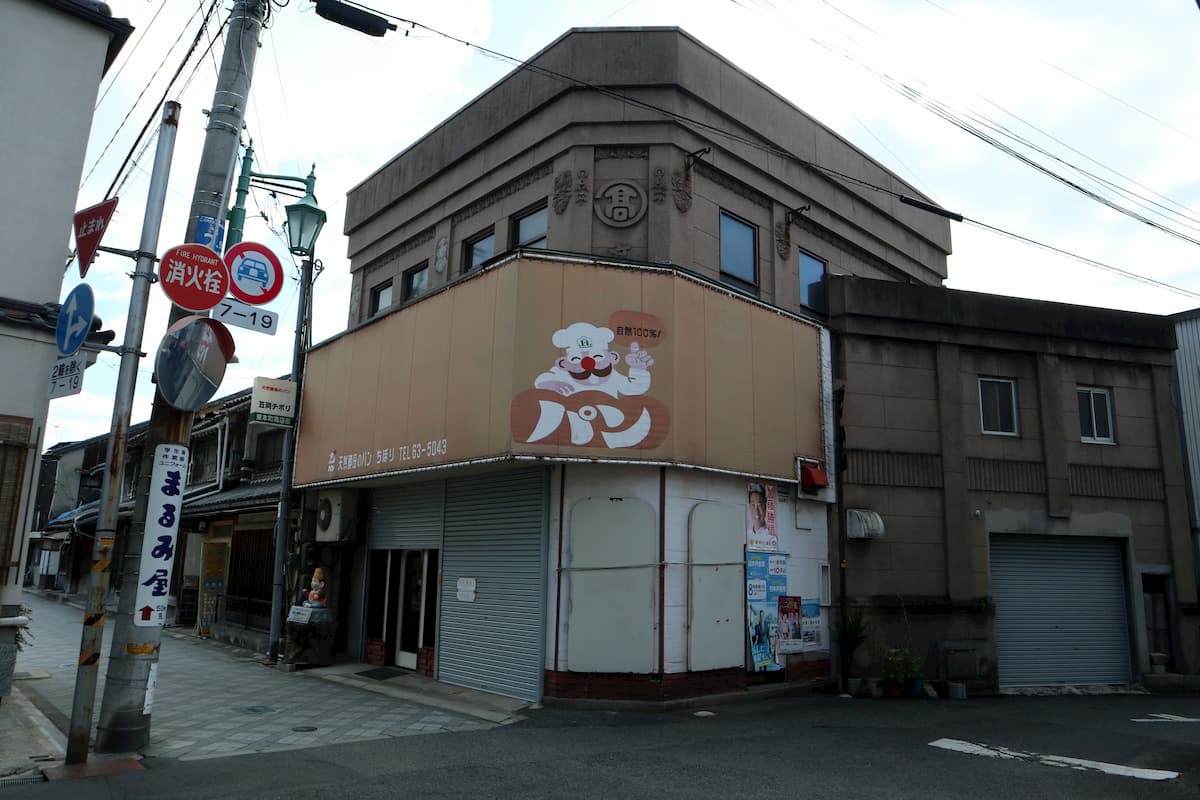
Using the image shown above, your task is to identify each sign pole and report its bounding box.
[96,0,268,754]
[66,101,182,765]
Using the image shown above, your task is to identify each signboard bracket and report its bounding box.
[97,244,157,263]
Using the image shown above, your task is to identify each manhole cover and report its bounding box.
[291,725,318,733]
[235,705,275,714]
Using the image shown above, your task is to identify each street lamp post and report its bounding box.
[268,172,325,664]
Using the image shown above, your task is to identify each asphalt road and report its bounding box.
[9,691,1200,799]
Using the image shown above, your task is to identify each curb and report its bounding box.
[540,679,823,713]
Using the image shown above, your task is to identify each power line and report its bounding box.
[334,1,1200,298]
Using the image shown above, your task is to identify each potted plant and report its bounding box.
[881,646,922,698]
[835,605,871,695]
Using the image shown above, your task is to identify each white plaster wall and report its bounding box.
[546,464,832,674]
[0,1,114,603]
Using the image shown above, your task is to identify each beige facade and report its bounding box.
[295,256,823,487]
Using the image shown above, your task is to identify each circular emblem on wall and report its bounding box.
[593,180,647,228]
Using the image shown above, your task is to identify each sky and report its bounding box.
[46,0,1200,447]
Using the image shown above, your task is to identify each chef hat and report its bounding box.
[552,322,614,353]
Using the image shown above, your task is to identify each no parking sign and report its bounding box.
[224,241,284,305]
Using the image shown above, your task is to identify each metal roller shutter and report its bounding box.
[368,480,445,550]
[990,534,1130,687]
[438,468,548,702]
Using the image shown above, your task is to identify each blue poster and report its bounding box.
[747,550,788,671]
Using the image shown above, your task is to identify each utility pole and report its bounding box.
[96,0,268,754]
[65,101,183,766]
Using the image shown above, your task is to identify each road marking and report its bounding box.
[1132,713,1200,723]
[928,738,1178,782]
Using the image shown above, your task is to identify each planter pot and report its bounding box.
[905,675,924,699]
[847,677,864,696]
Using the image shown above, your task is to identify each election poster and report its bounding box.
[746,550,788,671]
[747,481,778,551]
[777,596,824,655]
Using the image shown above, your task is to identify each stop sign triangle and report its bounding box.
[73,197,119,279]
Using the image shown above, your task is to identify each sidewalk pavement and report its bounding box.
[1,589,523,783]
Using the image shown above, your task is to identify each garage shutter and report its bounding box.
[990,534,1130,687]
[437,468,548,701]
[368,480,445,550]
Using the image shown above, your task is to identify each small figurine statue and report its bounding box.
[303,567,328,608]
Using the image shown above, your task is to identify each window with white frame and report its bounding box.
[1078,386,1115,443]
[979,377,1018,436]
[719,211,757,291]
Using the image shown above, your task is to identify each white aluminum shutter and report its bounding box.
[437,468,548,701]
[990,534,1130,687]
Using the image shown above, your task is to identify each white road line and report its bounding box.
[1132,713,1200,723]
[928,738,1179,782]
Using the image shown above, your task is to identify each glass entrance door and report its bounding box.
[396,551,429,671]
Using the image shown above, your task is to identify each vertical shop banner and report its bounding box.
[746,550,788,671]
[747,482,778,551]
[777,597,824,654]
[134,444,189,627]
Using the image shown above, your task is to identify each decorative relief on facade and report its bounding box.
[670,169,692,213]
[553,171,573,214]
[606,243,633,257]
[511,314,669,450]
[967,458,1046,494]
[596,146,649,160]
[593,181,647,228]
[434,236,449,273]
[367,227,434,274]
[847,450,943,488]
[451,162,553,225]
[774,222,791,259]
[575,170,590,205]
[651,168,667,204]
[695,161,770,209]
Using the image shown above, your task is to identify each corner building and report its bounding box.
[292,27,952,701]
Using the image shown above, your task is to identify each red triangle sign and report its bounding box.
[73,197,119,278]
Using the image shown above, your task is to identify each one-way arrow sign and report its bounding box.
[73,197,118,279]
[139,605,154,622]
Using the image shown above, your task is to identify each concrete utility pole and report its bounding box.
[96,0,268,754]
[65,101,183,766]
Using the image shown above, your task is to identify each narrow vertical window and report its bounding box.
[369,281,392,316]
[512,205,548,248]
[1077,386,1114,443]
[719,211,757,291]
[979,378,1018,436]
[799,250,826,311]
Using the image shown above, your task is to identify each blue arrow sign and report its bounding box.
[56,283,94,357]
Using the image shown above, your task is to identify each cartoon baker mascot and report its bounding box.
[533,322,653,397]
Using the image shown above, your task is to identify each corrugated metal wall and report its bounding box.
[438,468,548,701]
[1174,316,1200,527]
[991,534,1130,687]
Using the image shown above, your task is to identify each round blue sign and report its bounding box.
[56,283,95,357]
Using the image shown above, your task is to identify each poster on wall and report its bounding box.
[747,482,778,551]
[746,550,788,671]
[777,596,823,654]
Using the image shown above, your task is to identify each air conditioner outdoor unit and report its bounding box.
[846,509,885,540]
[315,489,357,542]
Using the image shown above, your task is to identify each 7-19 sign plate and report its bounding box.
[214,297,277,335]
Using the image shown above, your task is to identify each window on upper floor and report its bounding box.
[402,261,430,302]
[1078,386,1115,444]
[512,205,548,249]
[979,378,1018,436]
[255,428,285,472]
[188,441,217,485]
[799,250,826,312]
[464,229,495,273]
[369,280,393,317]
[720,211,757,292]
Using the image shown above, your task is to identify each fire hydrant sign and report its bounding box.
[134,444,189,627]
[159,243,229,312]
